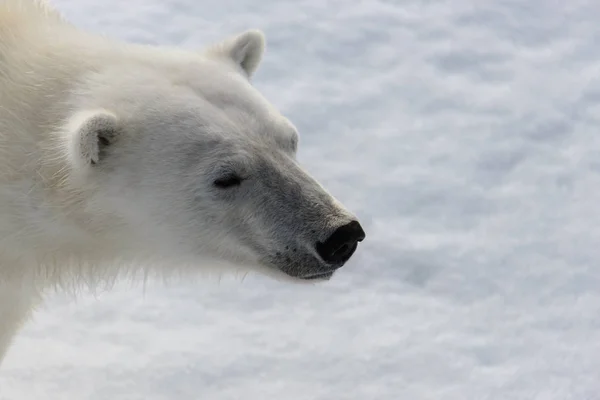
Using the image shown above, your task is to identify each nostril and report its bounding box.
[316,220,366,265]
[335,243,350,257]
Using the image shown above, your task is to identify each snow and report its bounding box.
[2,0,600,398]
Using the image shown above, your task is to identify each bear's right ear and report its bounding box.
[65,109,121,169]
[205,29,266,78]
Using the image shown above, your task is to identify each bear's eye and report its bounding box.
[213,174,243,189]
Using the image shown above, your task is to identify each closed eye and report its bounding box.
[213,174,243,189]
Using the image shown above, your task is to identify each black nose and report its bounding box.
[316,220,366,265]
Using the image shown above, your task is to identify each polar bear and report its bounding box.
[0,0,366,363]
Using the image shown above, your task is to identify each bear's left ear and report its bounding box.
[65,109,121,170]
[205,29,266,78]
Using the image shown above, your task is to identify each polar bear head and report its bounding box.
[61,30,365,282]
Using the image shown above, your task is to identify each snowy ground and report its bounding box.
[2,0,600,399]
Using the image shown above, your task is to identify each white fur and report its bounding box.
[0,0,363,365]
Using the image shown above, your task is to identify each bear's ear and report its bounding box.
[65,109,121,169]
[205,29,266,78]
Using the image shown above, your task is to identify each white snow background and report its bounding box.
[2,0,600,399]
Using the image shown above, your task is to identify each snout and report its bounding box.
[266,218,365,282]
[271,219,366,282]
[296,221,365,280]
[314,220,365,271]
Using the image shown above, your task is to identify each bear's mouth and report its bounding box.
[299,271,335,281]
